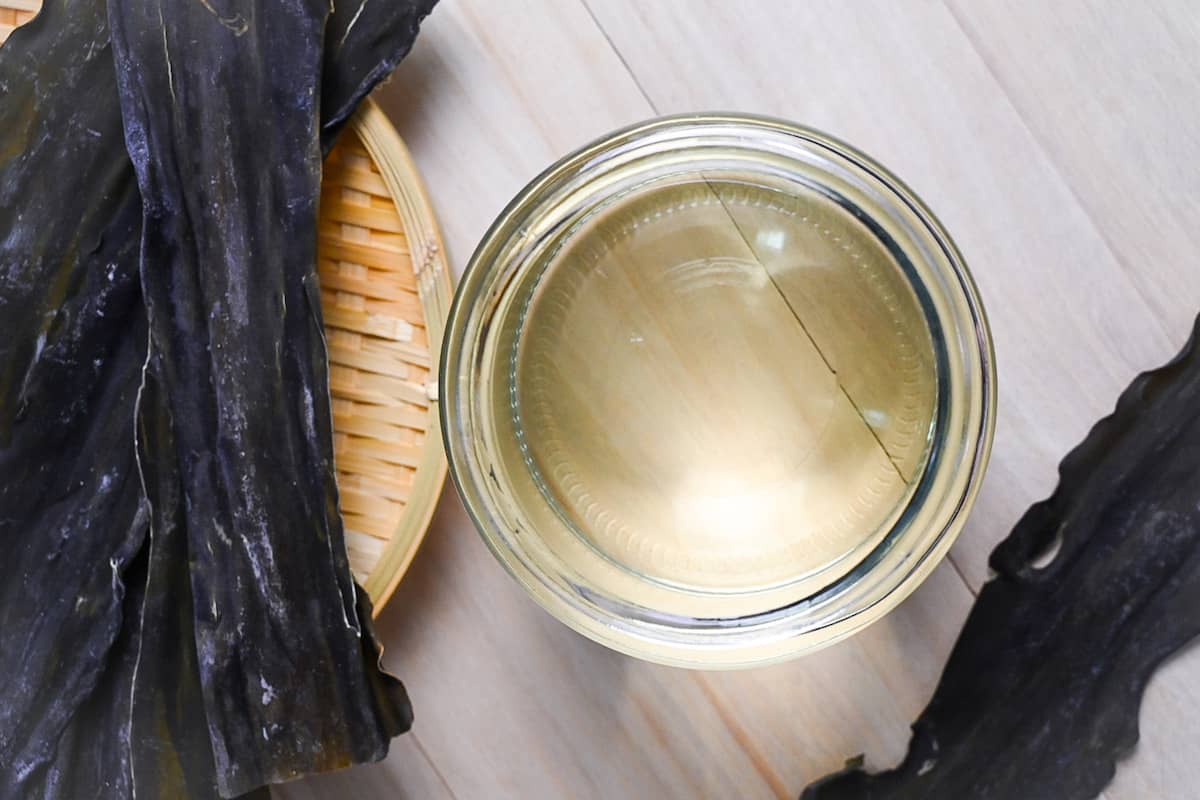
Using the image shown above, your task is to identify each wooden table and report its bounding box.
[276,2,1200,798]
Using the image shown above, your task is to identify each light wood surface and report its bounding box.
[5,1,1196,797]
[291,1,1198,797]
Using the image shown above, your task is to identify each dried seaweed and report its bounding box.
[321,0,438,147]
[106,0,433,792]
[0,0,437,796]
[108,2,378,792]
[802,317,1200,800]
[0,0,148,787]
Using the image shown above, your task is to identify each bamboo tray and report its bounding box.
[0,0,35,40]
[2,12,452,614]
[319,101,452,611]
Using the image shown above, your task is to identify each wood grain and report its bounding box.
[945,0,1200,348]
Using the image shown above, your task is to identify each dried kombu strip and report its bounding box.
[803,316,1200,800]
[125,366,272,799]
[321,0,439,144]
[35,544,148,798]
[1,0,436,796]
[0,0,149,787]
[107,0,430,794]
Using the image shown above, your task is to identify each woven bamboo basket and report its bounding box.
[318,101,452,611]
[2,12,452,614]
[0,0,35,40]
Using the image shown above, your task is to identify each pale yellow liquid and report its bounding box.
[511,179,937,595]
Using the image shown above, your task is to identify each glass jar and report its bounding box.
[441,114,995,668]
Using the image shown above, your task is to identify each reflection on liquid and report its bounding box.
[512,179,937,594]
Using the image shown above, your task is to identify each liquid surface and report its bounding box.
[512,179,937,594]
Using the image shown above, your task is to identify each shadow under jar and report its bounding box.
[442,114,995,668]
